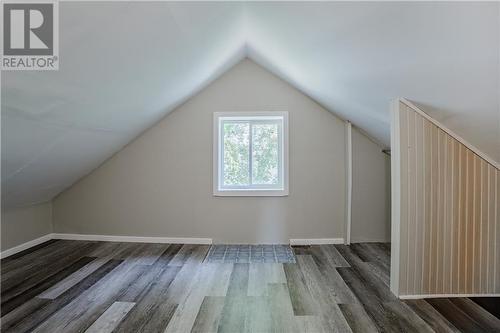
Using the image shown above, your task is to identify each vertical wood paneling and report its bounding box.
[487,165,497,292]
[407,108,416,293]
[444,135,453,294]
[473,158,481,292]
[494,170,500,293]
[415,114,425,294]
[458,144,467,294]
[436,129,445,293]
[399,105,409,294]
[466,152,474,293]
[392,101,499,296]
[430,125,439,293]
[480,161,488,292]
[422,120,432,293]
[451,138,460,293]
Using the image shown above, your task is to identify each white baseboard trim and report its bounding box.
[0,233,53,259]
[51,233,213,245]
[3,235,347,258]
[1,233,213,258]
[351,238,391,243]
[399,293,500,300]
[289,238,344,246]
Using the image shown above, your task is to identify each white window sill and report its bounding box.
[213,189,289,197]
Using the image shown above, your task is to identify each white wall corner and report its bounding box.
[345,121,352,245]
[0,233,54,259]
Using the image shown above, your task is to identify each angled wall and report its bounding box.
[53,59,350,243]
[391,99,499,297]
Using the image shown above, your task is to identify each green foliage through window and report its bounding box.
[223,122,249,186]
[221,118,281,188]
[252,124,279,185]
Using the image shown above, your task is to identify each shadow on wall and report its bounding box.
[351,127,391,243]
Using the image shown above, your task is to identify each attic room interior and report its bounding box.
[0,1,499,332]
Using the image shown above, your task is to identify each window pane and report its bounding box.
[223,122,250,186]
[252,123,280,185]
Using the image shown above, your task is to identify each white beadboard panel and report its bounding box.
[391,99,499,296]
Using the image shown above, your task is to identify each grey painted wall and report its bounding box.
[351,128,391,243]
[53,59,349,243]
[1,202,53,250]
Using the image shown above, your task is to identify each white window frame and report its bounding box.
[213,111,289,196]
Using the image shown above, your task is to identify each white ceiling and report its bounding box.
[2,1,499,208]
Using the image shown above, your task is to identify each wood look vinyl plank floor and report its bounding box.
[1,240,499,333]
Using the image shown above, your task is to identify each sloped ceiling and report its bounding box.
[2,1,499,208]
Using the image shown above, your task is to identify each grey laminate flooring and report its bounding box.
[1,240,499,332]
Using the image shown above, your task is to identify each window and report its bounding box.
[213,112,289,196]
